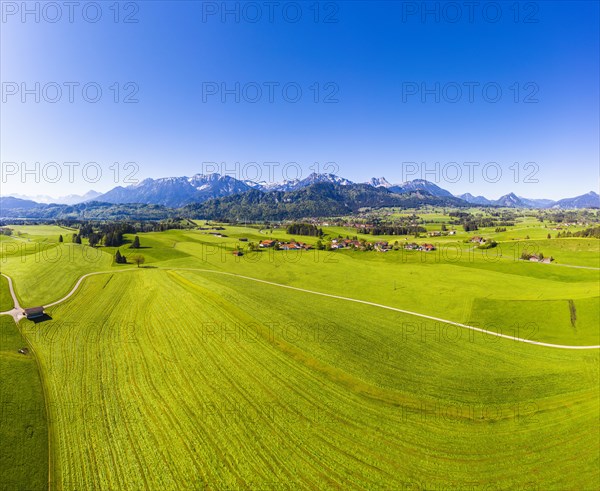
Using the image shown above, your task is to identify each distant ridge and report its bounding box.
[390,179,455,198]
[458,193,492,205]
[4,171,599,211]
[551,191,600,209]
[0,196,40,210]
[7,190,101,205]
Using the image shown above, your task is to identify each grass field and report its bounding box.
[27,270,600,489]
[2,225,599,343]
[0,275,13,312]
[0,316,48,491]
[1,243,113,307]
[0,220,598,490]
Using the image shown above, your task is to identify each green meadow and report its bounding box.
[23,270,600,490]
[0,316,48,491]
[1,240,112,307]
[0,218,598,490]
[0,276,12,312]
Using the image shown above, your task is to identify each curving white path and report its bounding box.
[3,267,598,351]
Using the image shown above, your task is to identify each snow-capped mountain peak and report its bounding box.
[367,177,393,188]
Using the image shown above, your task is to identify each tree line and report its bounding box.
[557,226,600,238]
[356,225,426,236]
[285,223,324,237]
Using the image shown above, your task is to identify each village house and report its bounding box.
[259,240,275,248]
[419,243,436,252]
[374,241,391,252]
[279,241,312,251]
[279,242,302,250]
[529,255,553,264]
[332,238,361,250]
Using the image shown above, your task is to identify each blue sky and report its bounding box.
[1,0,598,200]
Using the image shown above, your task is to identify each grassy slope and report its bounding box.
[3,226,597,345]
[0,276,13,312]
[1,243,113,307]
[7,225,75,237]
[1,224,598,490]
[138,229,599,346]
[29,270,599,490]
[0,316,48,491]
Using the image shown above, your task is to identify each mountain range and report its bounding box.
[2,173,599,214]
[7,190,102,205]
[182,183,465,221]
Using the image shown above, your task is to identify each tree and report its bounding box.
[441,223,447,231]
[58,234,63,243]
[104,231,124,247]
[130,236,141,249]
[73,234,82,244]
[115,250,126,264]
[547,233,551,239]
[88,233,100,247]
[131,254,145,268]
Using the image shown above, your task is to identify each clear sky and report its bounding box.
[1,0,598,200]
